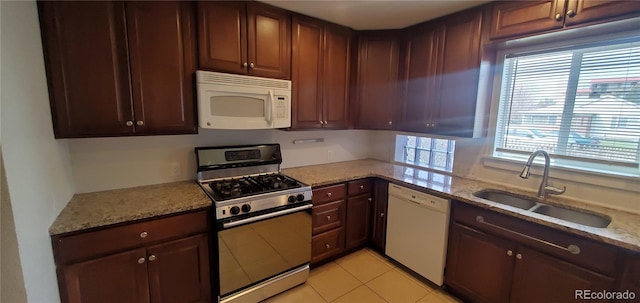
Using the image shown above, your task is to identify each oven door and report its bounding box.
[217,203,312,297]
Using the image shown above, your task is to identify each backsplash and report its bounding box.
[68,129,377,193]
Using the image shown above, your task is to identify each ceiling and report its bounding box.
[260,0,494,30]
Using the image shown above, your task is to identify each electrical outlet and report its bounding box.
[170,162,181,178]
[327,150,333,160]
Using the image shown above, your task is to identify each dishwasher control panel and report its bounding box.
[389,184,449,213]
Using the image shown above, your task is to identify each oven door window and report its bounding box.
[218,210,311,296]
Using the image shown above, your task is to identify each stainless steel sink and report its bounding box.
[473,190,538,210]
[531,205,611,228]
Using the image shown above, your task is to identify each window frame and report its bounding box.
[488,32,640,177]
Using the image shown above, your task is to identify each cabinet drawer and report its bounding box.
[347,179,372,196]
[312,200,345,235]
[313,184,346,205]
[312,228,344,263]
[54,210,208,265]
[453,202,618,276]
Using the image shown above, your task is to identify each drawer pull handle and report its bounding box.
[326,215,331,220]
[327,192,332,197]
[360,185,364,190]
[475,216,581,255]
[140,231,148,238]
[325,243,331,249]
[148,255,156,262]
[507,250,513,257]
[138,257,146,264]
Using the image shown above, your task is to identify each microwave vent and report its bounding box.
[197,71,291,90]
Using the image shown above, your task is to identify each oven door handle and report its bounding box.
[222,204,312,229]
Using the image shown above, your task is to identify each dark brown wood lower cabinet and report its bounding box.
[345,193,372,250]
[510,246,615,303]
[370,179,388,252]
[445,223,515,303]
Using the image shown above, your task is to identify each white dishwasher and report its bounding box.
[385,183,450,286]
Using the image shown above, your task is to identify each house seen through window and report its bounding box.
[494,37,640,175]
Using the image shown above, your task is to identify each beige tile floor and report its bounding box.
[265,248,463,303]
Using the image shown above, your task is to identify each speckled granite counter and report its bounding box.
[49,181,211,235]
[283,159,640,252]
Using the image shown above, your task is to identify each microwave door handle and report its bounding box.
[265,90,273,125]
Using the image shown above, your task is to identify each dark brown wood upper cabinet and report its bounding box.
[490,0,640,40]
[399,9,483,137]
[38,1,197,138]
[198,1,291,79]
[291,16,351,129]
[355,32,400,130]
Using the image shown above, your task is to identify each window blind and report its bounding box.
[495,40,640,171]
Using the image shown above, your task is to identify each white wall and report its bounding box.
[69,129,376,193]
[1,1,76,302]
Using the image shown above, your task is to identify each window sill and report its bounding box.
[482,156,640,193]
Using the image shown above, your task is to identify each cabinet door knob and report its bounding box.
[566,9,576,18]
[326,192,332,197]
[326,215,331,220]
[139,231,148,238]
[148,255,156,262]
[243,62,248,67]
[380,213,385,217]
[138,257,146,264]
[507,250,513,256]
[319,120,324,125]
[360,185,364,190]
[516,253,522,260]
[368,198,372,202]
[554,13,562,21]
[126,121,134,127]
[388,121,393,126]
[324,120,328,125]
[136,121,144,126]
[249,62,255,68]
[325,243,331,249]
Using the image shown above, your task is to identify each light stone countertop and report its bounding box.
[283,159,640,252]
[49,181,211,235]
[49,159,640,253]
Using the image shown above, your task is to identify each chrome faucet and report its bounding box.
[519,150,566,199]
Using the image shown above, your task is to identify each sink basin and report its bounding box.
[473,190,538,210]
[532,205,611,228]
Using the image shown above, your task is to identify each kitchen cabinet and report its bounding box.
[311,184,347,264]
[399,8,483,137]
[354,32,401,130]
[489,0,640,40]
[620,253,640,296]
[198,1,291,79]
[38,1,197,138]
[53,210,210,303]
[291,15,351,129]
[446,202,619,303]
[370,179,389,253]
[345,179,372,250]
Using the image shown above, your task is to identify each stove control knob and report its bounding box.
[230,206,240,215]
[296,194,305,201]
[241,204,251,213]
[287,196,296,203]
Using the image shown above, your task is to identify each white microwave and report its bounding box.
[196,71,292,129]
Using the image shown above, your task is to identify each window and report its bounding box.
[394,135,455,173]
[494,37,640,175]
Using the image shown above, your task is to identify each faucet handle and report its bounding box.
[545,185,566,196]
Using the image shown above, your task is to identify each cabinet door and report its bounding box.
[400,24,440,133]
[247,2,291,79]
[489,0,567,39]
[291,16,324,129]
[146,234,210,303]
[510,246,615,303]
[445,223,515,303]
[345,193,372,250]
[126,1,197,135]
[61,249,149,303]
[322,25,351,129]
[620,254,640,296]
[197,1,247,75]
[434,9,483,137]
[564,0,640,26]
[370,179,388,252]
[38,1,134,138]
[356,34,400,130]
